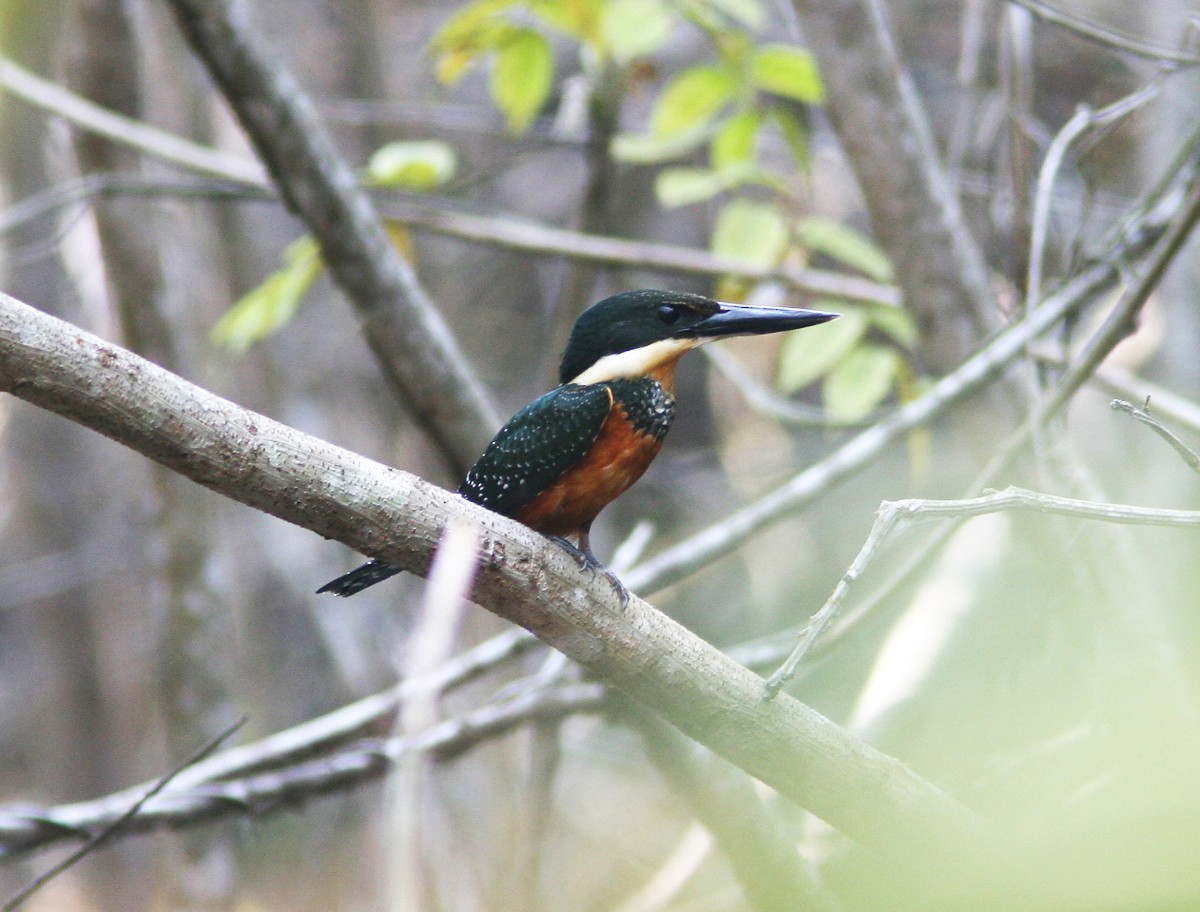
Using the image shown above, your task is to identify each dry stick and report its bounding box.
[0,57,267,184]
[162,0,500,475]
[0,682,597,862]
[766,142,1200,695]
[794,0,997,371]
[0,627,540,858]
[1110,399,1200,473]
[765,487,1200,696]
[1010,0,1200,64]
[0,168,900,309]
[0,293,986,864]
[0,718,246,912]
[624,259,1116,596]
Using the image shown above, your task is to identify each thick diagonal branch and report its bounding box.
[163,0,499,474]
[0,291,986,865]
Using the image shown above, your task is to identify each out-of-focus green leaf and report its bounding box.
[655,163,755,207]
[656,168,726,207]
[651,65,736,139]
[711,109,761,169]
[823,344,897,421]
[212,237,322,351]
[796,216,894,282]
[750,44,824,103]
[490,29,555,133]
[711,198,787,267]
[866,304,918,348]
[436,46,481,85]
[772,106,809,172]
[431,0,519,51]
[611,124,710,163]
[600,0,672,63]
[777,308,865,392]
[704,0,764,30]
[365,140,457,190]
[530,0,602,41]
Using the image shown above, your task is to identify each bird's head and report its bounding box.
[560,289,838,385]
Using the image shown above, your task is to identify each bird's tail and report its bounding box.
[317,559,402,597]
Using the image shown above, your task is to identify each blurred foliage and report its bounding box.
[212,140,452,350]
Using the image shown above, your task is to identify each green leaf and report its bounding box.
[656,168,727,207]
[212,237,322,351]
[703,0,764,29]
[431,0,519,52]
[600,0,673,63]
[651,65,736,140]
[365,140,457,190]
[530,0,602,41]
[795,216,894,282]
[750,44,824,103]
[611,124,710,163]
[710,198,787,268]
[655,164,754,207]
[823,344,898,421]
[710,109,761,169]
[866,305,918,348]
[777,308,866,392]
[771,106,809,172]
[490,29,555,133]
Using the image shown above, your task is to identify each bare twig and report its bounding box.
[765,486,1200,695]
[0,686,598,860]
[1111,399,1200,473]
[1010,0,1200,64]
[793,0,998,370]
[0,57,266,184]
[626,134,1200,597]
[1,718,245,910]
[1025,81,1163,313]
[164,0,500,475]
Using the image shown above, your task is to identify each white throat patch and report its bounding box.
[568,337,705,385]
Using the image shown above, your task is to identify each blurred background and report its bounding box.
[2,0,1200,909]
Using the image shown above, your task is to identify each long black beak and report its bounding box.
[679,302,839,339]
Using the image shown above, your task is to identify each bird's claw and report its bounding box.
[546,535,630,610]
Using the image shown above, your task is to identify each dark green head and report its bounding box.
[559,289,838,385]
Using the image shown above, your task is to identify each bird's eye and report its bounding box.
[657,304,681,324]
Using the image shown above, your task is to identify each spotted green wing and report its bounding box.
[458,383,613,517]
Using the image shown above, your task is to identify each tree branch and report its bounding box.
[793,0,998,369]
[0,291,985,864]
[0,684,598,860]
[162,0,500,475]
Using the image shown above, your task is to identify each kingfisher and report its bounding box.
[318,289,837,601]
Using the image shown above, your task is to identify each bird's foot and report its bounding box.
[546,535,630,610]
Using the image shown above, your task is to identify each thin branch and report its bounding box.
[793,0,998,370]
[0,170,900,308]
[1,718,245,909]
[0,686,598,860]
[1025,81,1163,313]
[625,135,1200,596]
[1009,0,1200,65]
[702,345,870,428]
[163,0,500,475]
[0,57,266,184]
[765,486,1200,695]
[1092,366,1200,439]
[378,198,901,307]
[1111,399,1200,473]
[0,291,986,864]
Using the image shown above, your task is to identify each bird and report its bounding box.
[318,289,837,601]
